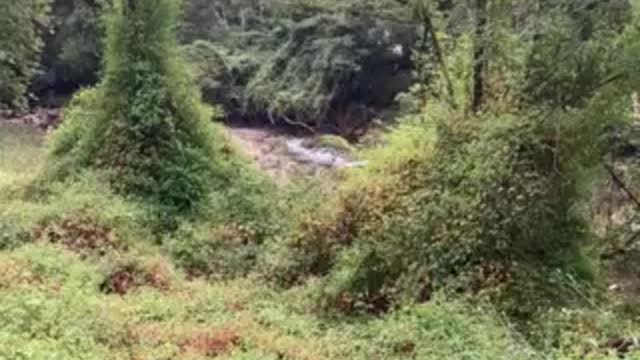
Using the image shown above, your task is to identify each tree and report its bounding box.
[471,0,488,112]
[34,0,105,100]
[0,0,50,110]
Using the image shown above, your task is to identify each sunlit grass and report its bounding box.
[0,124,44,187]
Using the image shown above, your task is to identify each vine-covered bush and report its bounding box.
[264,20,635,311]
[47,0,273,226]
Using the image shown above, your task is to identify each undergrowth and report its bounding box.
[0,240,635,360]
[2,112,639,360]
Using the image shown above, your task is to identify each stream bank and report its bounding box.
[1,109,363,182]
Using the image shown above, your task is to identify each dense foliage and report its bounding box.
[0,0,50,110]
[33,0,105,100]
[181,0,417,132]
[3,0,640,359]
[6,0,419,131]
[262,0,640,321]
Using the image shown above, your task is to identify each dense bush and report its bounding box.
[269,107,605,317]
[254,0,640,321]
[265,17,636,312]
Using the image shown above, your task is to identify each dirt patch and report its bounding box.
[0,259,38,288]
[0,107,61,132]
[101,262,172,295]
[333,291,394,315]
[34,217,121,256]
[179,329,241,357]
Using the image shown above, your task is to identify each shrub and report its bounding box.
[166,223,262,278]
[257,177,346,285]
[533,308,639,358]
[163,162,282,277]
[348,299,535,360]
[100,256,176,295]
[261,114,439,286]
[307,134,356,153]
[0,171,152,252]
[270,99,618,318]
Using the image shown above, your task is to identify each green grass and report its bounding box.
[0,123,44,186]
[0,124,638,360]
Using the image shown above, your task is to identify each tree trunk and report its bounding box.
[416,3,456,109]
[633,92,640,123]
[472,0,488,113]
[423,10,456,109]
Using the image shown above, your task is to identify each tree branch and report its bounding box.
[604,163,640,210]
[601,162,640,259]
